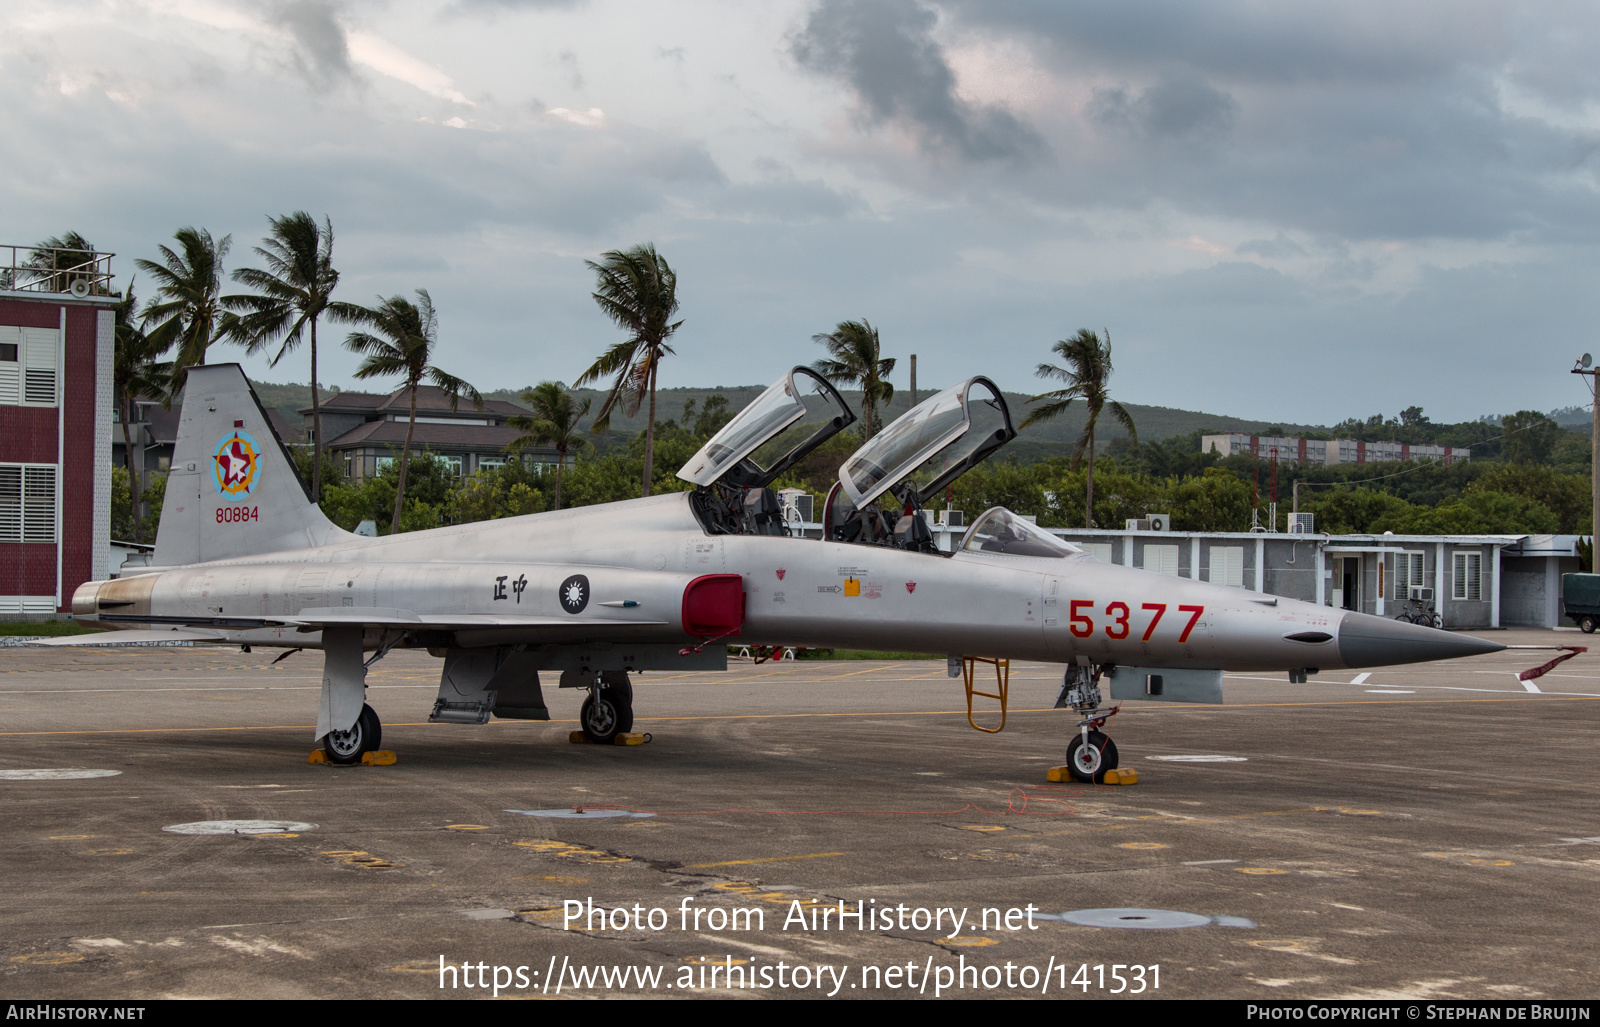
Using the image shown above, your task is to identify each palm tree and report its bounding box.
[1021,329,1136,529]
[22,231,99,293]
[225,213,339,500]
[134,227,232,384]
[575,244,682,498]
[341,290,482,533]
[506,382,592,510]
[113,282,172,544]
[811,319,895,439]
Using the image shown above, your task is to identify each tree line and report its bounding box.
[81,217,1590,542]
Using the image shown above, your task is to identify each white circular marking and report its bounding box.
[0,769,122,780]
[162,820,315,835]
[503,808,654,819]
[1145,755,1248,763]
[1053,908,1213,930]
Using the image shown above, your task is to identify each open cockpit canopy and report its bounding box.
[959,507,1083,559]
[838,377,1016,508]
[676,367,855,490]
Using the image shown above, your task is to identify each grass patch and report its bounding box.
[792,648,941,661]
[0,620,103,636]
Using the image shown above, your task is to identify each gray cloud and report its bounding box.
[790,0,1045,162]
[1088,77,1236,138]
[270,0,353,89]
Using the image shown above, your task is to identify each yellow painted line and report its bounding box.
[685,852,843,869]
[4,694,1597,738]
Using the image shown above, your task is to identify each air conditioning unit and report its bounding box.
[1289,512,1315,535]
[1125,518,1150,531]
[1408,586,1434,602]
[777,488,813,524]
[940,509,964,528]
[1147,513,1172,532]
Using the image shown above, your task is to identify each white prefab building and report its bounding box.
[1042,528,1580,630]
[1201,433,1470,467]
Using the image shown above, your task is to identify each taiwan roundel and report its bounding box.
[558,574,590,614]
[212,432,261,499]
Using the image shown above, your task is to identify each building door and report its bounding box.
[1330,557,1359,610]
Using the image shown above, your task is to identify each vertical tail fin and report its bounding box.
[153,364,349,567]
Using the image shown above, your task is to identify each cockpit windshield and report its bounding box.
[960,507,1083,559]
[838,377,1015,508]
[677,367,854,489]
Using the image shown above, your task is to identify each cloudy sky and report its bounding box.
[5,0,1600,426]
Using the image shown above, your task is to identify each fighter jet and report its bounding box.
[67,364,1503,781]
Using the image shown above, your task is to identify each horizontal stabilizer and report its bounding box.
[30,629,227,646]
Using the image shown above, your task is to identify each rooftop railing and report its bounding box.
[0,245,116,297]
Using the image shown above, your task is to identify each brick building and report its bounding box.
[0,244,118,615]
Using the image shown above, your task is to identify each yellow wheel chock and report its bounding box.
[962,656,1010,733]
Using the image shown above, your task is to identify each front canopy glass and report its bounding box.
[838,377,1015,508]
[676,367,854,490]
[960,507,1083,559]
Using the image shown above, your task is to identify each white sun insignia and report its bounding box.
[564,582,585,606]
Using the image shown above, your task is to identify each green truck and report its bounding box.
[1562,573,1600,632]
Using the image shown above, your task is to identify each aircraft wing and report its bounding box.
[289,607,671,630]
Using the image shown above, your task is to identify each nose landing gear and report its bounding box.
[1056,665,1120,783]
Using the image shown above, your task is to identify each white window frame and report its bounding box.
[0,326,60,407]
[1393,550,1426,600]
[1452,551,1483,602]
[1142,544,1180,576]
[1082,542,1113,563]
[477,456,507,472]
[0,463,58,543]
[1209,546,1244,588]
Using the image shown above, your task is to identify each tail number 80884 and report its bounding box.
[216,506,259,524]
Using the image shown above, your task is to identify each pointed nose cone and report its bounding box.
[1337,612,1505,668]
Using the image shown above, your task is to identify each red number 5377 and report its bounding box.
[1068,600,1203,643]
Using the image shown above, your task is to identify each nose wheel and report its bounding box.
[1066,730,1119,783]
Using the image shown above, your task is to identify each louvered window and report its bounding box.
[1393,551,1425,599]
[1208,546,1244,588]
[0,464,56,543]
[1452,551,1483,601]
[0,326,58,406]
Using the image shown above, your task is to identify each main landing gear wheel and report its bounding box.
[1066,730,1118,783]
[323,703,382,765]
[1581,616,1596,635]
[580,676,634,744]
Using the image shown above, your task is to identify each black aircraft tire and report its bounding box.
[1581,616,1596,635]
[1066,731,1119,784]
[323,704,381,765]
[580,685,634,744]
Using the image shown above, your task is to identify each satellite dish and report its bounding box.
[1584,353,1594,369]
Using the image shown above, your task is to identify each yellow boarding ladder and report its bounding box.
[962,656,1010,733]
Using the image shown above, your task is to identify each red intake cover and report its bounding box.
[682,574,744,638]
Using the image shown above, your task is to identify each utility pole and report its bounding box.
[1573,354,1599,566]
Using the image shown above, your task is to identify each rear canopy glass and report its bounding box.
[838,377,1013,508]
